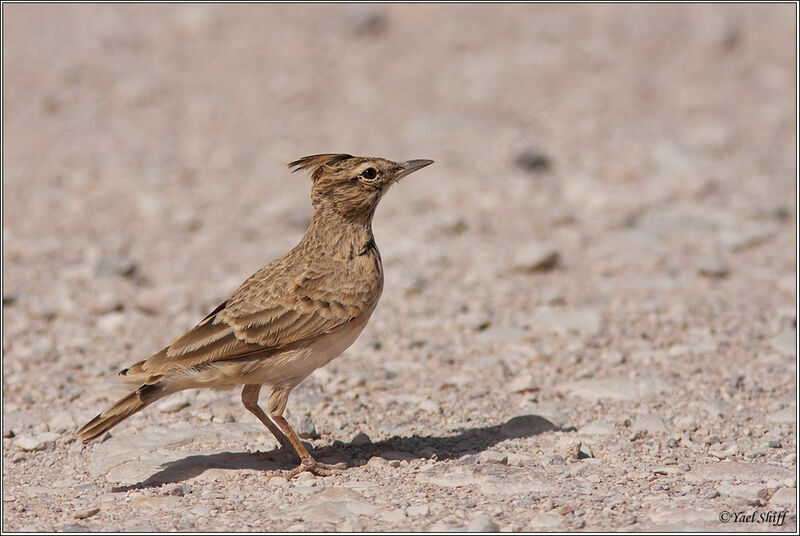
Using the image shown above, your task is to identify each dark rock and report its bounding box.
[350,11,388,36]
[515,148,551,172]
[501,415,558,439]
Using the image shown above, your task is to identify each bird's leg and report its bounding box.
[266,388,347,479]
[241,384,292,452]
[270,414,346,478]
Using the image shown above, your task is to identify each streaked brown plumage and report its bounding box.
[77,154,433,478]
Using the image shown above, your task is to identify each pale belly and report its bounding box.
[242,312,372,389]
[170,309,374,393]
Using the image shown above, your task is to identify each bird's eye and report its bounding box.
[361,167,378,180]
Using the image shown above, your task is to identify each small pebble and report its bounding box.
[296,414,319,439]
[675,416,697,432]
[555,440,582,460]
[506,373,538,393]
[74,507,100,520]
[349,10,388,36]
[419,399,440,414]
[513,242,559,272]
[295,471,315,483]
[768,440,782,448]
[708,443,739,459]
[515,147,551,172]
[350,432,372,446]
[14,433,57,452]
[466,512,499,532]
[367,456,388,468]
[479,451,508,465]
[407,504,430,517]
[506,453,536,467]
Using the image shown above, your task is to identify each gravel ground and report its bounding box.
[2,4,797,532]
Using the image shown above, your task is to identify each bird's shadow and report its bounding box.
[110,414,558,492]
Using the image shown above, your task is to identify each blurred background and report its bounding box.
[2,4,797,531]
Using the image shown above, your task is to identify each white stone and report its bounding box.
[466,512,499,532]
[419,399,441,414]
[96,312,127,333]
[528,512,562,529]
[14,433,57,452]
[295,471,315,483]
[769,487,796,507]
[380,509,407,523]
[407,504,430,516]
[513,242,559,272]
[507,373,537,393]
[47,411,77,432]
[709,443,739,460]
[674,416,697,432]
[506,453,536,467]
[632,414,668,435]
[554,439,582,460]
[718,483,767,505]
[479,451,508,465]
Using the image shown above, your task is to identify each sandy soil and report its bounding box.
[2,3,797,532]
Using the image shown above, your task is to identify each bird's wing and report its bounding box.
[126,255,382,377]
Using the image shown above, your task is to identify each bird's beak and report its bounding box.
[395,159,434,181]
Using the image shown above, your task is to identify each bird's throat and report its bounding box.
[304,211,376,260]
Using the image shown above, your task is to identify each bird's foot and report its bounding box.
[270,457,347,479]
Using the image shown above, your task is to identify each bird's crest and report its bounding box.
[288,154,354,182]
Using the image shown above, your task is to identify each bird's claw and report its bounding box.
[269,458,346,479]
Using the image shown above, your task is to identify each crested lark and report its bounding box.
[78,154,433,478]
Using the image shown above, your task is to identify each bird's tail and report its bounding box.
[77,383,164,444]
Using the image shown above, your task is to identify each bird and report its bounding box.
[77,153,434,479]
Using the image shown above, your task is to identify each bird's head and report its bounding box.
[289,154,433,223]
